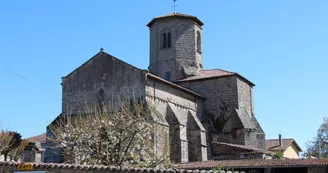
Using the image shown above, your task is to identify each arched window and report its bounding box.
[161,32,172,49]
[197,31,201,53]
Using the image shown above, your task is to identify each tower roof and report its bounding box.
[147,12,204,28]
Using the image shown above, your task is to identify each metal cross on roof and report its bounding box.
[173,0,178,14]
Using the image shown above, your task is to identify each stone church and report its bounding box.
[45,12,268,163]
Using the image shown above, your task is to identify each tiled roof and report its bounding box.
[26,133,46,143]
[174,69,255,86]
[177,159,328,169]
[0,161,192,172]
[1,159,328,171]
[266,138,302,152]
[147,12,204,27]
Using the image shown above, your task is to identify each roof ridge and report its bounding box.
[202,68,236,73]
[26,133,46,139]
[266,138,294,140]
[63,50,146,79]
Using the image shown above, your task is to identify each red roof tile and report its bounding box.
[266,138,302,152]
[177,159,328,169]
[26,133,46,143]
[1,159,328,171]
[147,12,204,27]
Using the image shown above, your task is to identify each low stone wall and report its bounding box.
[0,162,245,173]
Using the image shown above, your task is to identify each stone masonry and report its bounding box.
[148,13,203,82]
[45,12,266,164]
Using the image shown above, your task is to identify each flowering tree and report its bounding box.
[304,117,328,158]
[48,97,169,167]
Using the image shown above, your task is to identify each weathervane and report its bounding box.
[173,0,177,14]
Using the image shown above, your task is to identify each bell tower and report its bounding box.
[147,13,204,81]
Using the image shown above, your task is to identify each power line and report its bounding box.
[4,67,60,101]
[5,68,41,88]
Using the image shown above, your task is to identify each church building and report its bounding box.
[45,12,268,163]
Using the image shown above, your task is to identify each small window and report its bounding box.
[197,31,201,53]
[161,32,172,49]
[98,88,105,112]
[167,33,171,48]
[163,33,167,48]
[164,72,171,81]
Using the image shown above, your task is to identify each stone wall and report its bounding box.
[46,51,147,163]
[148,17,203,81]
[175,75,266,157]
[61,51,147,115]
[146,75,207,163]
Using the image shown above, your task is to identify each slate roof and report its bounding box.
[147,12,204,27]
[26,133,46,143]
[174,69,255,86]
[177,159,328,169]
[213,142,269,154]
[147,73,205,99]
[266,138,303,152]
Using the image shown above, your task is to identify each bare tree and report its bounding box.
[0,130,14,156]
[48,96,170,167]
[1,131,23,161]
[7,139,28,161]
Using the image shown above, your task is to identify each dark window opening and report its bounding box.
[168,32,171,48]
[163,33,167,48]
[165,72,171,81]
[162,32,172,49]
[197,31,201,53]
[98,88,105,112]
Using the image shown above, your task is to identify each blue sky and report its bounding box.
[0,0,327,152]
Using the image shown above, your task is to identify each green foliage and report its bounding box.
[212,163,223,171]
[211,163,235,172]
[272,150,284,159]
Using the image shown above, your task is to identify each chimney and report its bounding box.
[279,134,282,146]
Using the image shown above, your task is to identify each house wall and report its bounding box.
[283,143,300,159]
[145,75,207,163]
[61,52,147,115]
